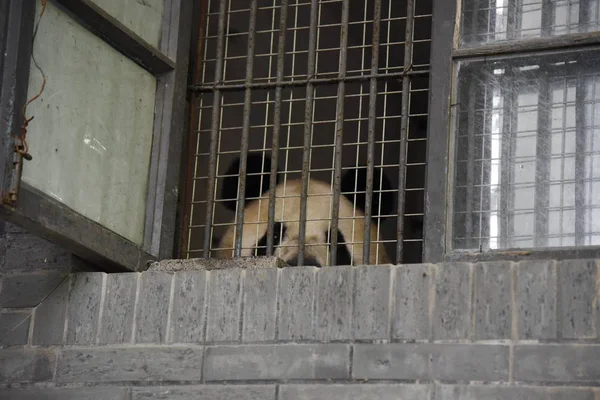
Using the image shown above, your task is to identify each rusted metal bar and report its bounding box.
[190,69,427,92]
[202,0,227,257]
[234,0,259,256]
[297,0,319,267]
[329,0,350,266]
[363,0,382,264]
[266,0,289,255]
[395,0,414,263]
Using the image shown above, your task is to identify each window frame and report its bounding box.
[0,0,193,272]
[424,0,600,263]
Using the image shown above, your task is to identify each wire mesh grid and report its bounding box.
[183,0,432,266]
[461,0,600,47]
[453,52,600,251]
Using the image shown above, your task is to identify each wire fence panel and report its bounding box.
[183,0,432,266]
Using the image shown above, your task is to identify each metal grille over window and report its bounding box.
[183,0,432,266]
[451,1,600,252]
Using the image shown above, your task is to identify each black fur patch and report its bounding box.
[340,167,394,221]
[221,153,279,212]
[327,229,352,266]
[256,222,286,256]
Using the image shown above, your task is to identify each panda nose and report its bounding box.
[286,255,320,267]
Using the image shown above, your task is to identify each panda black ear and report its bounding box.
[220,153,278,212]
[340,166,395,221]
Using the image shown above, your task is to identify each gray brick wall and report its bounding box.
[0,222,95,350]
[1,260,599,399]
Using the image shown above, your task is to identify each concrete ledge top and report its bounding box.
[148,256,289,272]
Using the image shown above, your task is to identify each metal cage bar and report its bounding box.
[464,76,477,250]
[179,0,209,258]
[329,0,350,266]
[362,0,383,264]
[233,0,259,256]
[574,57,588,246]
[534,69,551,247]
[266,0,289,256]
[202,0,227,256]
[579,0,591,33]
[499,69,515,249]
[186,0,433,265]
[395,0,414,264]
[481,78,493,250]
[541,0,552,36]
[297,0,320,267]
[190,69,429,92]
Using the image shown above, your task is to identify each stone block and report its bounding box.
[353,266,392,340]
[0,311,31,346]
[0,348,55,383]
[206,268,242,342]
[434,385,544,400]
[315,266,354,341]
[132,385,276,400]
[170,270,206,343]
[0,271,68,308]
[279,384,431,400]
[474,262,512,339]
[433,263,472,340]
[435,384,598,400]
[135,272,172,344]
[3,232,70,272]
[277,267,317,341]
[99,273,137,344]
[56,346,203,383]
[33,275,71,345]
[0,388,130,400]
[557,259,597,339]
[516,260,557,339]
[353,343,508,382]
[66,273,104,345]
[514,344,600,383]
[203,344,350,381]
[242,268,277,342]
[393,264,432,340]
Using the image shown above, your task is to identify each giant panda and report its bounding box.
[212,153,395,267]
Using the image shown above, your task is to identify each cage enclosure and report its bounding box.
[181,0,432,266]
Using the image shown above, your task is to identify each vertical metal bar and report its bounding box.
[574,62,586,245]
[541,0,552,36]
[480,77,493,249]
[329,0,350,266]
[394,0,412,264]
[266,0,289,256]
[297,0,319,267]
[202,0,227,257]
[499,68,514,249]
[488,0,497,42]
[578,0,590,33]
[468,0,481,44]
[464,78,477,250]
[507,0,518,40]
[362,0,383,265]
[234,0,259,256]
[534,69,550,247]
[180,0,209,258]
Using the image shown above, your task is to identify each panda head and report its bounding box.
[213,153,395,266]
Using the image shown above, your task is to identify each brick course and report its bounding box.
[1,259,599,399]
